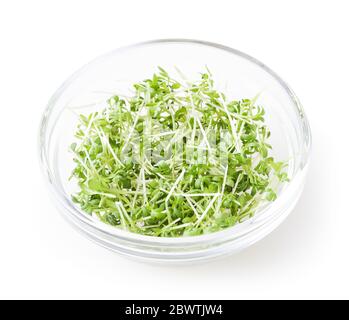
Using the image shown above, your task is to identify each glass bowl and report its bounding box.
[39,39,311,263]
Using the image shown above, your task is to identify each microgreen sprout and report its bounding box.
[70,67,288,237]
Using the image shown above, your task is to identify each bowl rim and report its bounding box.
[39,38,312,246]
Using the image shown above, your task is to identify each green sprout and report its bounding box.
[70,67,288,237]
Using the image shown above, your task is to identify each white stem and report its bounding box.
[141,167,148,206]
[214,166,228,216]
[174,193,221,197]
[121,105,144,153]
[185,197,200,219]
[95,124,123,167]
[195,194,219,226]
[196,115,212,155]
[219,93,242,153]
[232,173,243,194]
[115,203,127,229]
[165,169,186,204]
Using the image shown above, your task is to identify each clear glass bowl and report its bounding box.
[39,39,311,263]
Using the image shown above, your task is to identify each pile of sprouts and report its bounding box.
[70,68,288,237]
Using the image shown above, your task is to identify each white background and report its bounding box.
[0,0,348,300]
